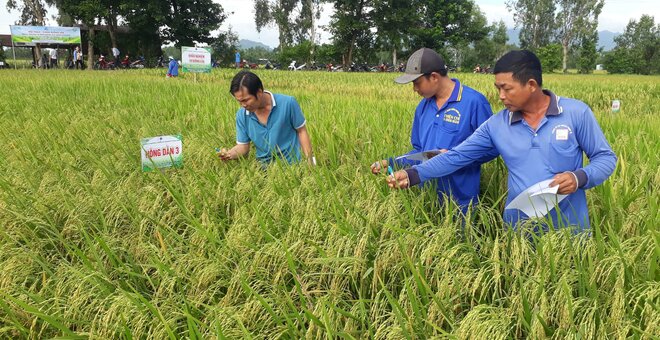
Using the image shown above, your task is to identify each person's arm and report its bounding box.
[550,105,617,194]
[288,97,315,164]
[387,120,499,189]
[296,125,314,164]
[218,143,250,161]
[218,108,252,161]
[471,101,499,165]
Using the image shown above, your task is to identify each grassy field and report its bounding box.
[0,68,657,339]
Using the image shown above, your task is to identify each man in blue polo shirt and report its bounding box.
[387,50,617,232]
[371,47,494,212]
[218,70,315,165]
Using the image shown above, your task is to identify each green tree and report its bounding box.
[55,0,227,66]
[506,0,555,50]
[536,43,562,72]
[604,15,660,74]
[294,0,322,45]
[372,0,416,65]
[326,0,374,67]
[576,31,598,73]
[255,0,321,54]
[5,0,54,63]
[459,20,509,71]
[555,0,604,73]
[315,43,341,65]
[255,0,297,50]
[492,20,508,59]
[157,0,226,47]
[410,0,489,56]
[54,0,105,68]
[240,46,277,64]
[211,29,239,67]
[6,0,50,25]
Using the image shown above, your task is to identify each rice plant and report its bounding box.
[0,69,657,339]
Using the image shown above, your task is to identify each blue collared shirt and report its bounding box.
[236,91,306,164]
[390,79,493,208]
[409,90,617,231]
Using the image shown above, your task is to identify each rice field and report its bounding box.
[0,68,657,339]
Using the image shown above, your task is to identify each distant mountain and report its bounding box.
[239,39,272,50]
[597,31,618,51]
[505,28,619,51]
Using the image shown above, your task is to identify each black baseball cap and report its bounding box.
[394,48,447,84]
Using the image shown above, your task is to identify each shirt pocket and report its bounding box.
[546,139,580,173]
[438,109,461,133]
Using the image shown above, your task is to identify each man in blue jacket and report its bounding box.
[371,48,494,213]
[387,50,617,232]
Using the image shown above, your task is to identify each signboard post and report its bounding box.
[182,46,212,82]
[141,135,183,172]
[11,37,16,70]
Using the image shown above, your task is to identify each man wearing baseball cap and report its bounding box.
[371,47,495,214]
[386,50,617,233]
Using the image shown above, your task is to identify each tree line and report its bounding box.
[4,0,658,74]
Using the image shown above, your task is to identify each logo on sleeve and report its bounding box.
[443,108,461,124]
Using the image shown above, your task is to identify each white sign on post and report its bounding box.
[141,134,183,172]
[182,47,212,73]
[611,100,621,113]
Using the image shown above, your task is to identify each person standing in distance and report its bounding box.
[167,56,178,77]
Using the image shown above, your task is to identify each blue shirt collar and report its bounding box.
[425,78,463,106]
[509,90,562,124]
[448,78,463,103]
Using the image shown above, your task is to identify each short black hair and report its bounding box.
[494,50,543,87]
[229,71,263,97]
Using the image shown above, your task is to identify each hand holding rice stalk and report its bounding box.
[387,168,410,189]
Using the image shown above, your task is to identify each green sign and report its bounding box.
[182,47,212,73]
[141,135,183,172]
[10,25,81,46]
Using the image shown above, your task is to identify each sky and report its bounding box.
[1,0,658,48]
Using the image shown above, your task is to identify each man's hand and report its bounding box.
[386,170,410,189]
[370,159,388,175]
[424,148,448,159]
[550,172,578,195]
[217,147,237,161]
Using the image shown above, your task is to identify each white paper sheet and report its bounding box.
[505,179,568,218]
